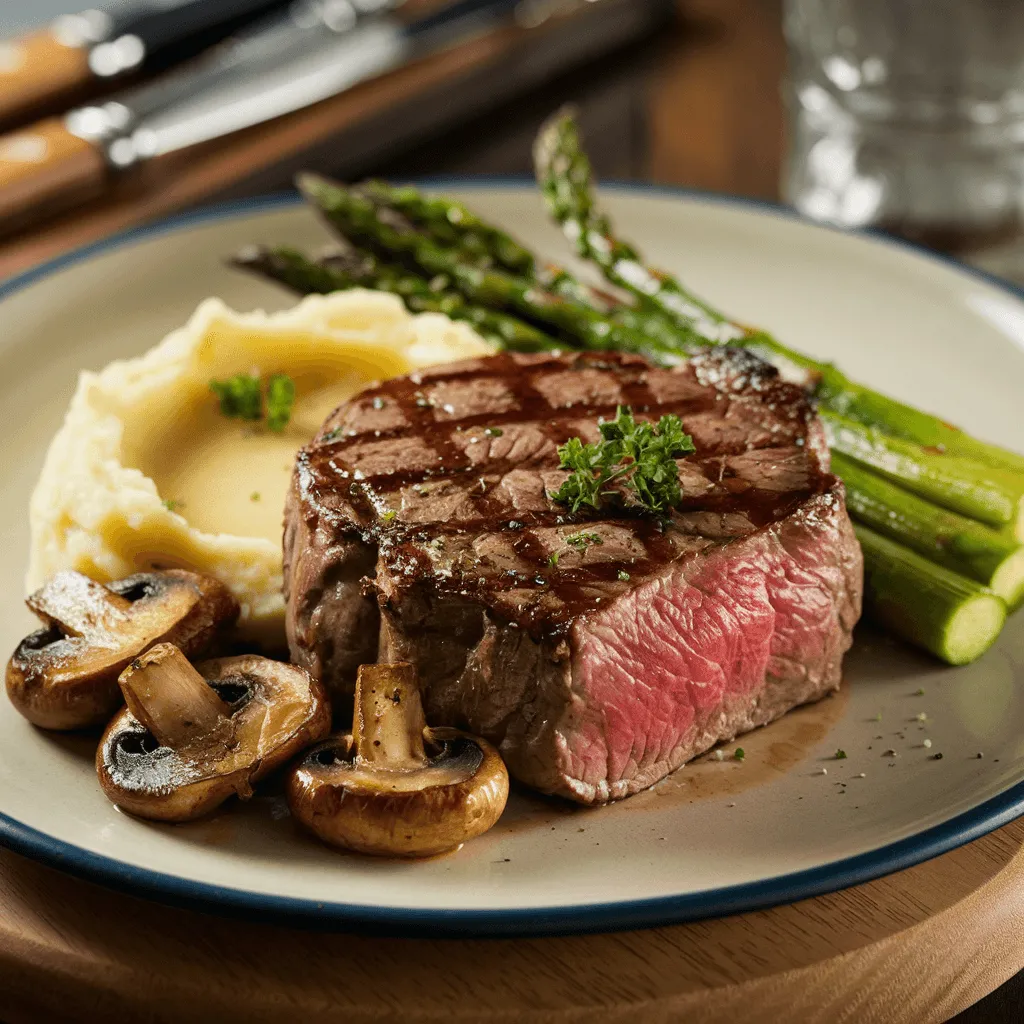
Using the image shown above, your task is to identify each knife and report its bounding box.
[0,0,299,127]
[0,0,516,236]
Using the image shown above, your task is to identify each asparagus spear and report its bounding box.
[834,452,1024,605]
[360,180,536,276]
[358,178,719,358]
[816,362,1024,474]
[298,173,682,364]
[534,107,1024,475]
[532,107,743,344]
[233,245,561,353]
[362,179,633,316]
[855,524,1007,665]
[825,411,1024,537]
[357,178,701,353]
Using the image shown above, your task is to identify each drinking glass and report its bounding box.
[783,0,1024,253]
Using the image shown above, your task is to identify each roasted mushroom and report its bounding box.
[6,569,239,730]
[288,663,509,858]
[97,643,330,822]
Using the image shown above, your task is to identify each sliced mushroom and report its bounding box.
[288,663,509,858]
[97,643,330,822]
[6,570,239,730]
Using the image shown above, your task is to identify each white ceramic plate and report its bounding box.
[2,185,1024,936]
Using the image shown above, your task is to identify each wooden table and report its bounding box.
[2,819,1024,1023]
[2,1,1023,1020]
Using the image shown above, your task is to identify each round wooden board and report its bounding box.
[2,821,1023,1024]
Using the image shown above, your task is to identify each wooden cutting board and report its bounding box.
[1,819,1023,1023]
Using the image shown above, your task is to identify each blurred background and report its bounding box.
[0,0,1021,281]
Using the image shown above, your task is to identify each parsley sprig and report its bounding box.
[551,406,695,515]
[210,373,296,433]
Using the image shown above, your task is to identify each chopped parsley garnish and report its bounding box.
[566,531,603,550]
[617,569,630,581]
[835,748,847,760]
[551,406,695,515]
[381,510,398,523]
[484,426,504,437]
[250,492,261,502]
[265,373,296,432]
[323,427,343,442]
[210,374,262,421]
[548,551,560,567]
[162,499,184,513]
[209,372,296,432]
[733,748,745,762]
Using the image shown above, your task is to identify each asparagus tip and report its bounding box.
[295,171,334,201]
[542,102,580,128]
[534,105,581,169]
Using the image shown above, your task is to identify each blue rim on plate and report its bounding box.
[2,181,1024,938]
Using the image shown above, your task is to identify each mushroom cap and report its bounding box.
[7,570,239,730]
[97,654,330,822]
[287,727,510,858]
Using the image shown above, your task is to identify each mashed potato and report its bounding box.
[28,290,493,645]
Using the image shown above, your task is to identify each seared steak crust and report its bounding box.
[285,349,862,803]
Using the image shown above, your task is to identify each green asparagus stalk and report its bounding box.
[855,524,1007,665]
[359,180,536,276]
[232,245,561,353]
[533,107,1024,475]
[298,173,682,364]
[361,179,626,314]
[825,411,1024,537]
[815,362,1024,474]
[358,179,702,356]
[834,452,1024,605]
[358,178,716,358]
[532,107,742,344]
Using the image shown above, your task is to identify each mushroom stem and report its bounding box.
[27,571,131,636]
[287,662,510,858]
[118,643,233,750]
[353,663,427,769]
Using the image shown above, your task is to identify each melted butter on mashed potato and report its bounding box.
[28,290,493,645]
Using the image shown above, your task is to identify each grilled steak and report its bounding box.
[284,349,863,804]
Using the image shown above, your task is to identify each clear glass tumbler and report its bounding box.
[783,0,1024,253]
